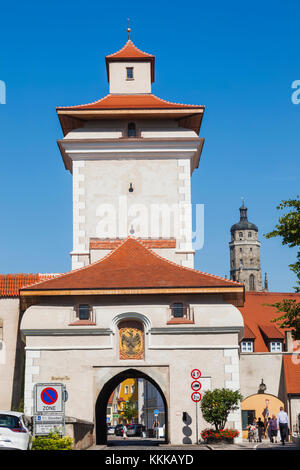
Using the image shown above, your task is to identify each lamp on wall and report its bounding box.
[258,378,266,394]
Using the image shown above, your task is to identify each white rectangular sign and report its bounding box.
[34,383,64,413]
[35,415,64,423]
[35,424,63,435]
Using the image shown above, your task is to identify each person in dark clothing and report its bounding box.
[257,417,265,442]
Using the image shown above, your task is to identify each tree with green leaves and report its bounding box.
[200,388,243,431]
[122,397,137,423]
[268,299,300,340]
[265,196,300,292]
[264,196,300,338]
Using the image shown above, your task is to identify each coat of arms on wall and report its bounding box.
[119,326,144,360]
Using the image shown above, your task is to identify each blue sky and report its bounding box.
[0,0,299,291]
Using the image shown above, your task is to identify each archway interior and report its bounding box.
[95,369,168,445]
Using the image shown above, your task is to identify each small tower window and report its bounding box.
[250,258,253,265]
[128,122,136,138]
[239,232,243,238]
[248,232,252,238]
[126,67,134,80]
[249,274,255,291]
[240,248,242,253]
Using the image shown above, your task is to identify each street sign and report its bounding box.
[191,369,201,380]
[35,415,63,423]
[35,424,63,435]
[41,387,58,406]
[191,380,202,392]
[33,383,66,436]
[153,409,159,416]
[191,392,202,402]
[35,383,64,413]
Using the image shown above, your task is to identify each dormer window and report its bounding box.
[128,122,136,138]
[126,67,134,80]
[269,341,283,352]
[241,340,254,352]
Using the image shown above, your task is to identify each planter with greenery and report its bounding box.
[32,431,73,450]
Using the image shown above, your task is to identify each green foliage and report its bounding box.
[32,431,73,450]
[265,196,300,291]
[266,299,300,340]
[200,388,243,431]
[122,397,137,423]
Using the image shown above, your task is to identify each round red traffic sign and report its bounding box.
[191,392,202,402]
[191,369,201,380]
[191,380,202,392]
[41,387,58,405]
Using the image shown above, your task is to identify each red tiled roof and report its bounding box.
[105,40,155,82]
[56,93,203,111]
[20,237,243,292]
[243,325,256,339]
[89,238,176,250]
[259,324,284,339]
[0,274,59,298]
[106,40,154,60]
[283,355,300,394]
[239,292,300,352]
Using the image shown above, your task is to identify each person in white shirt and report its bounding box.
[277,407,289,445]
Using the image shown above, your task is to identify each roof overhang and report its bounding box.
[20,286,245,310]
[57,108,204,137]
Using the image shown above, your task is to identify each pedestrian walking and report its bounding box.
[277,407,289,445]
[266,417,272,443]
[153,418,160,439]
[257,417,265,442]
[269,414,278,443]
[122,424,127,440]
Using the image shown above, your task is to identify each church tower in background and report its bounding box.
[229,202,267,291]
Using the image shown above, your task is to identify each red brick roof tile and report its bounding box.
[239,292,300,352]
[56,93,204,111]
[20,237,243,292]
[0,273,59,298]
[283,355,300,394]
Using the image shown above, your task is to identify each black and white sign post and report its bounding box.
[33,383,67,437]
[191,370,202,444]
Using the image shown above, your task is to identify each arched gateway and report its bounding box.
[95,368,168,445]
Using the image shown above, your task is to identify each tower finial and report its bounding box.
[127,18,131,40]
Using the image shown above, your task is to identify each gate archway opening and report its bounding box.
[95,368,168,445]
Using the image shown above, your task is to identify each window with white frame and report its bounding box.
[241,341,254,352]
[131,385,135,394]
[269,341,282,352]
[125,385,129,394]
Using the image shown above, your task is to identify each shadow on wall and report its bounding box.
[182,413,193,444]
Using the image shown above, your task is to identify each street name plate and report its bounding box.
[35,415,64,423]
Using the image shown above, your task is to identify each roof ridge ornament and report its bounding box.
[127,18,131,41]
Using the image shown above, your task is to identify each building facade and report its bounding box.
[0,35,299,448]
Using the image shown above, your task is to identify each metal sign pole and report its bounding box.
[195,401,198,445]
